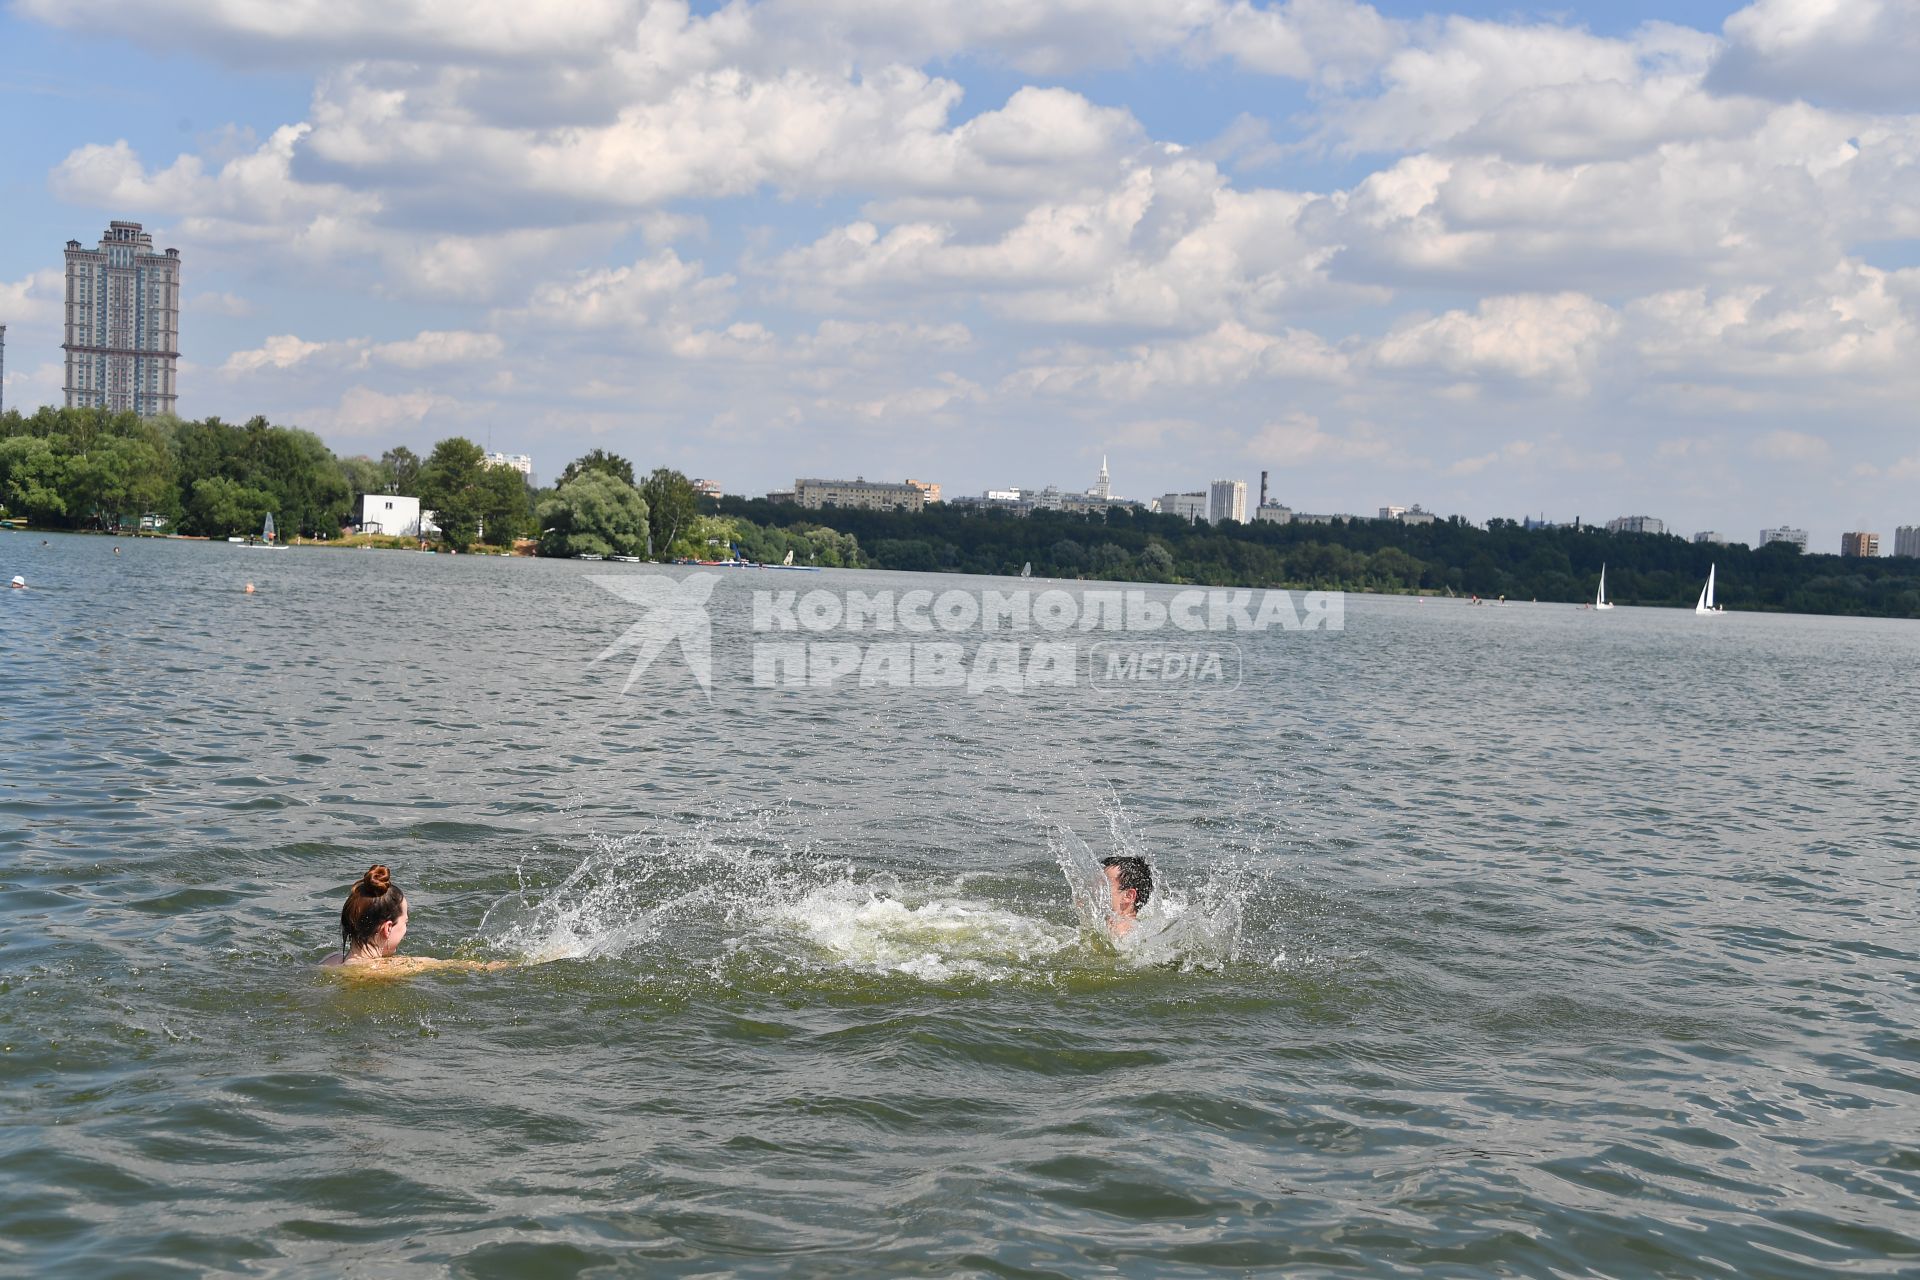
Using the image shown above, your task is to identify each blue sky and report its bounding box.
[2,0,1917,550]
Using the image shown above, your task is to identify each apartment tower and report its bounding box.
[63,221,181,417]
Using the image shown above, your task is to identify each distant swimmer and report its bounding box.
[324,863,506,975]
[9,575,23,590]
[1100,855,1153,939]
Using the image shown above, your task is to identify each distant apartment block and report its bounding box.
[1158,492,1208,522]
[485,451,533,478]
[1761,526,1809,552]
[1839,532,1880,558]
[794,477,926,512]
[905,478,942,505]
[691,478,723,499]
[64,221,181,417]
[1208,479,1247,524]
[1692,531,1730,545]
[1896,526,1920,558]
[1606,515,1665,535]
[1380,504,1436,526]
[1379,505,1406,520]
[1254,503,1292,524]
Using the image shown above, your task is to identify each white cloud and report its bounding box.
[1710,0,1920,111]
[0,270,64,325]
[222,335,331,376]
[16,0,640,63]
[300,386,464,438]
[1012,321,1349,400]
[1369,293,1619,389]
[1753,429,1831,462]
[814,371,984,422]
[192,291,254,318]
[370,330,506,369]
[1247,411,1389,465]
[1446,439,1534,477]
[516,250,736,333]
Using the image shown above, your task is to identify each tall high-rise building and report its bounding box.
[485,451,534,478]
[63,221,181,417]
[1761,526,1808,552]
[1839,532,1880,557]
[1208,478,1247,524]
[1092,456,1111,502]
[1895,526,1920,558]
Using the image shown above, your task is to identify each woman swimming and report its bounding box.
[324,864,505,974]
[325,864,409,966]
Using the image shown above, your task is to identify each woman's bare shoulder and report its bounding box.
[323,955,512,978]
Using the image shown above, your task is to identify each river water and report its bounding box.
[3,532,1916,1277]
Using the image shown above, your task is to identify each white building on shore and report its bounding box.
[359,494,435,537]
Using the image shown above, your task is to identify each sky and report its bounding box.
[1,0,1916,550]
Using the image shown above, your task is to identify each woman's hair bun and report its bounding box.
[361,864,392,894]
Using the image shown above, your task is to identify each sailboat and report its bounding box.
[1020,562,1032,579]
[1594,563,1613,610]
[237,511,290,549]
[1694,563,1723,615]
[783,549,794,567]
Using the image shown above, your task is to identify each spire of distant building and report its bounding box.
[1093,454,1111,501]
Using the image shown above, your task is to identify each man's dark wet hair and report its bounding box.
[1100,856,1153,913]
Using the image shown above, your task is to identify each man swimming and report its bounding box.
[1100,856,1153,938]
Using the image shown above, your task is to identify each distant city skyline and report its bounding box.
[1,1,1915,553]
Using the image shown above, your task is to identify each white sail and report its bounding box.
[1695,563,1718,614]
[1020,562,1031,578]
[263,512,276,543]
[1595,563,1612,609]
[782,549,794,566]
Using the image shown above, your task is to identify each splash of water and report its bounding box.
[484,789,1284,983]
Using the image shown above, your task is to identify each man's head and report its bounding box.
[1100,856,1153,919]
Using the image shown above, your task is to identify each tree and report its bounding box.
[417,437,487,550]
[68,433,173,527]
[558,449,635,488]
[1139,542,1175,581]
[477,463,532,545]
[340,455,385,508]
[381,446,422,495]
[1089,542,1132,577]
[536,471,649,558]
[0,436,68,523]
[186,476,274,536]
[640,467,697,559]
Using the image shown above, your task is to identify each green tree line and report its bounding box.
[712,497,1920,619]
[0,408,850,566]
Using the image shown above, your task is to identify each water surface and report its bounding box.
[2,532,1916,1276]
